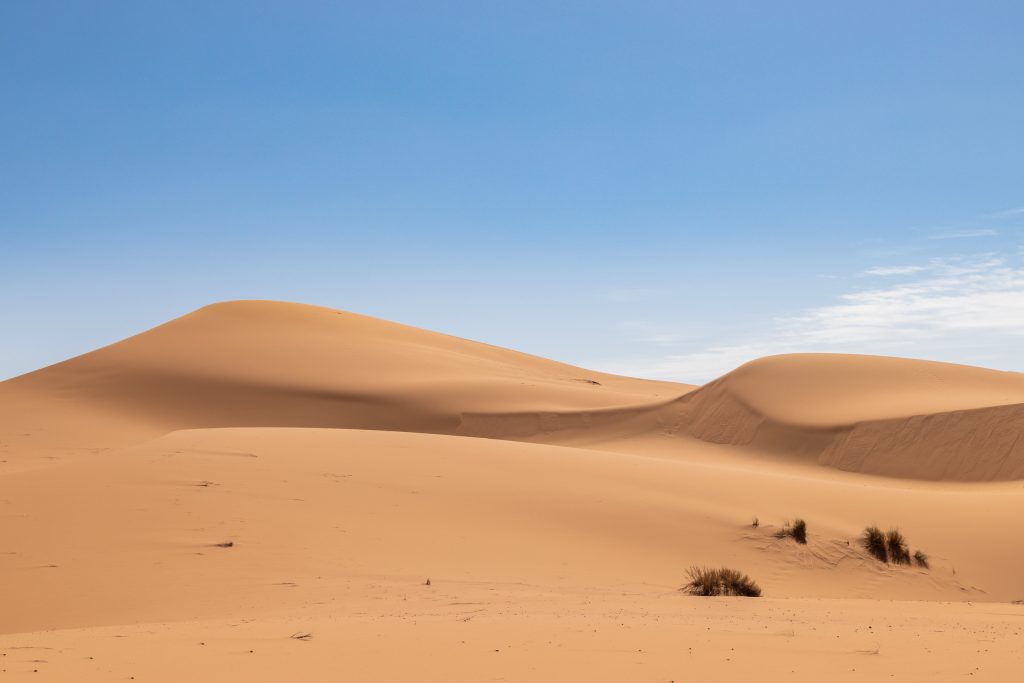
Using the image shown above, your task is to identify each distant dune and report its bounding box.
[8,300,1024,481]
[1,300,687,449]
[2,300,1023,681]
[674,354,1024,481]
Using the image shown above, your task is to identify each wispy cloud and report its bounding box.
[929,228,997,240]
[782,257,1024,344]
[598,255,1024,383]
[862,265,927,276]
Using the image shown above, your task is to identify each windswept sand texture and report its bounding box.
[1,301,1023,680]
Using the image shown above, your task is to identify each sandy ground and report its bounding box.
[2,301,1023,680]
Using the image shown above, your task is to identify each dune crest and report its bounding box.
[1,300,687,452]
[674,354,1024,481]
[5,302,1024,482]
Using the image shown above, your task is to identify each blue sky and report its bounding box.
[2,1,1023,382]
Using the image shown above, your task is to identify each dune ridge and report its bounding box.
[8,301,1024,482]
[671,354,1024,481]
[1,300,688,453]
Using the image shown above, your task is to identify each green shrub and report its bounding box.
[683,566,762,597]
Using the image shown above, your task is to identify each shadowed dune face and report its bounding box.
[673,354,1024,481]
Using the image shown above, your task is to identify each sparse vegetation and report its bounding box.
[886,528,910,565]
[861,525,926,569]
[862,526,888,563]
[683,566,762,597]
[774,518,808,544]
[751,517,759,528]
[791,518,807,544]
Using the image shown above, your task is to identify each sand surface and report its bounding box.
[2,300,1023,680]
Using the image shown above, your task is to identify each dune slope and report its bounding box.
[0,300,688,459]
[7,302,1024,482]
[2,426,1022,681]
[673,354,1024,481]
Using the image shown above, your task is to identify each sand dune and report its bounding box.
[673,354,1024,481]
[0,301,686,458]
[2,301,1023,680]
[11,301,1023,481]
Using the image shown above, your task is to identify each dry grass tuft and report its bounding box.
[683,566,761,597]
[886,528,911,565]
[861,526,926,568]
[913,550,930,569]
[774,518,808,544]
[862,526,888,563]
[790,518,807,544]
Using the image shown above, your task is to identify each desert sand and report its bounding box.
[2,300,1022,680]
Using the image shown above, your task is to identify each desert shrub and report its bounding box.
[862,526,888,563]
[752,517,759,528]
[774,519,808,544]
[886,529,911,565]
[913,550,930,569]
[791,518,807,544]
[861,526,925,567]
[683,566,762,597]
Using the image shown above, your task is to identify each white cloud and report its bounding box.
[598,255,1024,384]
[929,228,997,240]
[862,265,927,276]
[782,257,1024,344]
[988,207,1024,219]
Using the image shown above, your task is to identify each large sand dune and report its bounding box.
[675,354,1024,480]
[2,300,1023,680]
[0,300,685,455]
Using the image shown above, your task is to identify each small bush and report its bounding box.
[886,529,910,565]
[774,519,808,544]
[683,566,762,597]
[862,526,888,563]
[791,518,807,544]
[751,517,759,528]
[913,550,930,569]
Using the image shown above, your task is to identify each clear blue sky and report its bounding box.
[3,1,1023,382]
